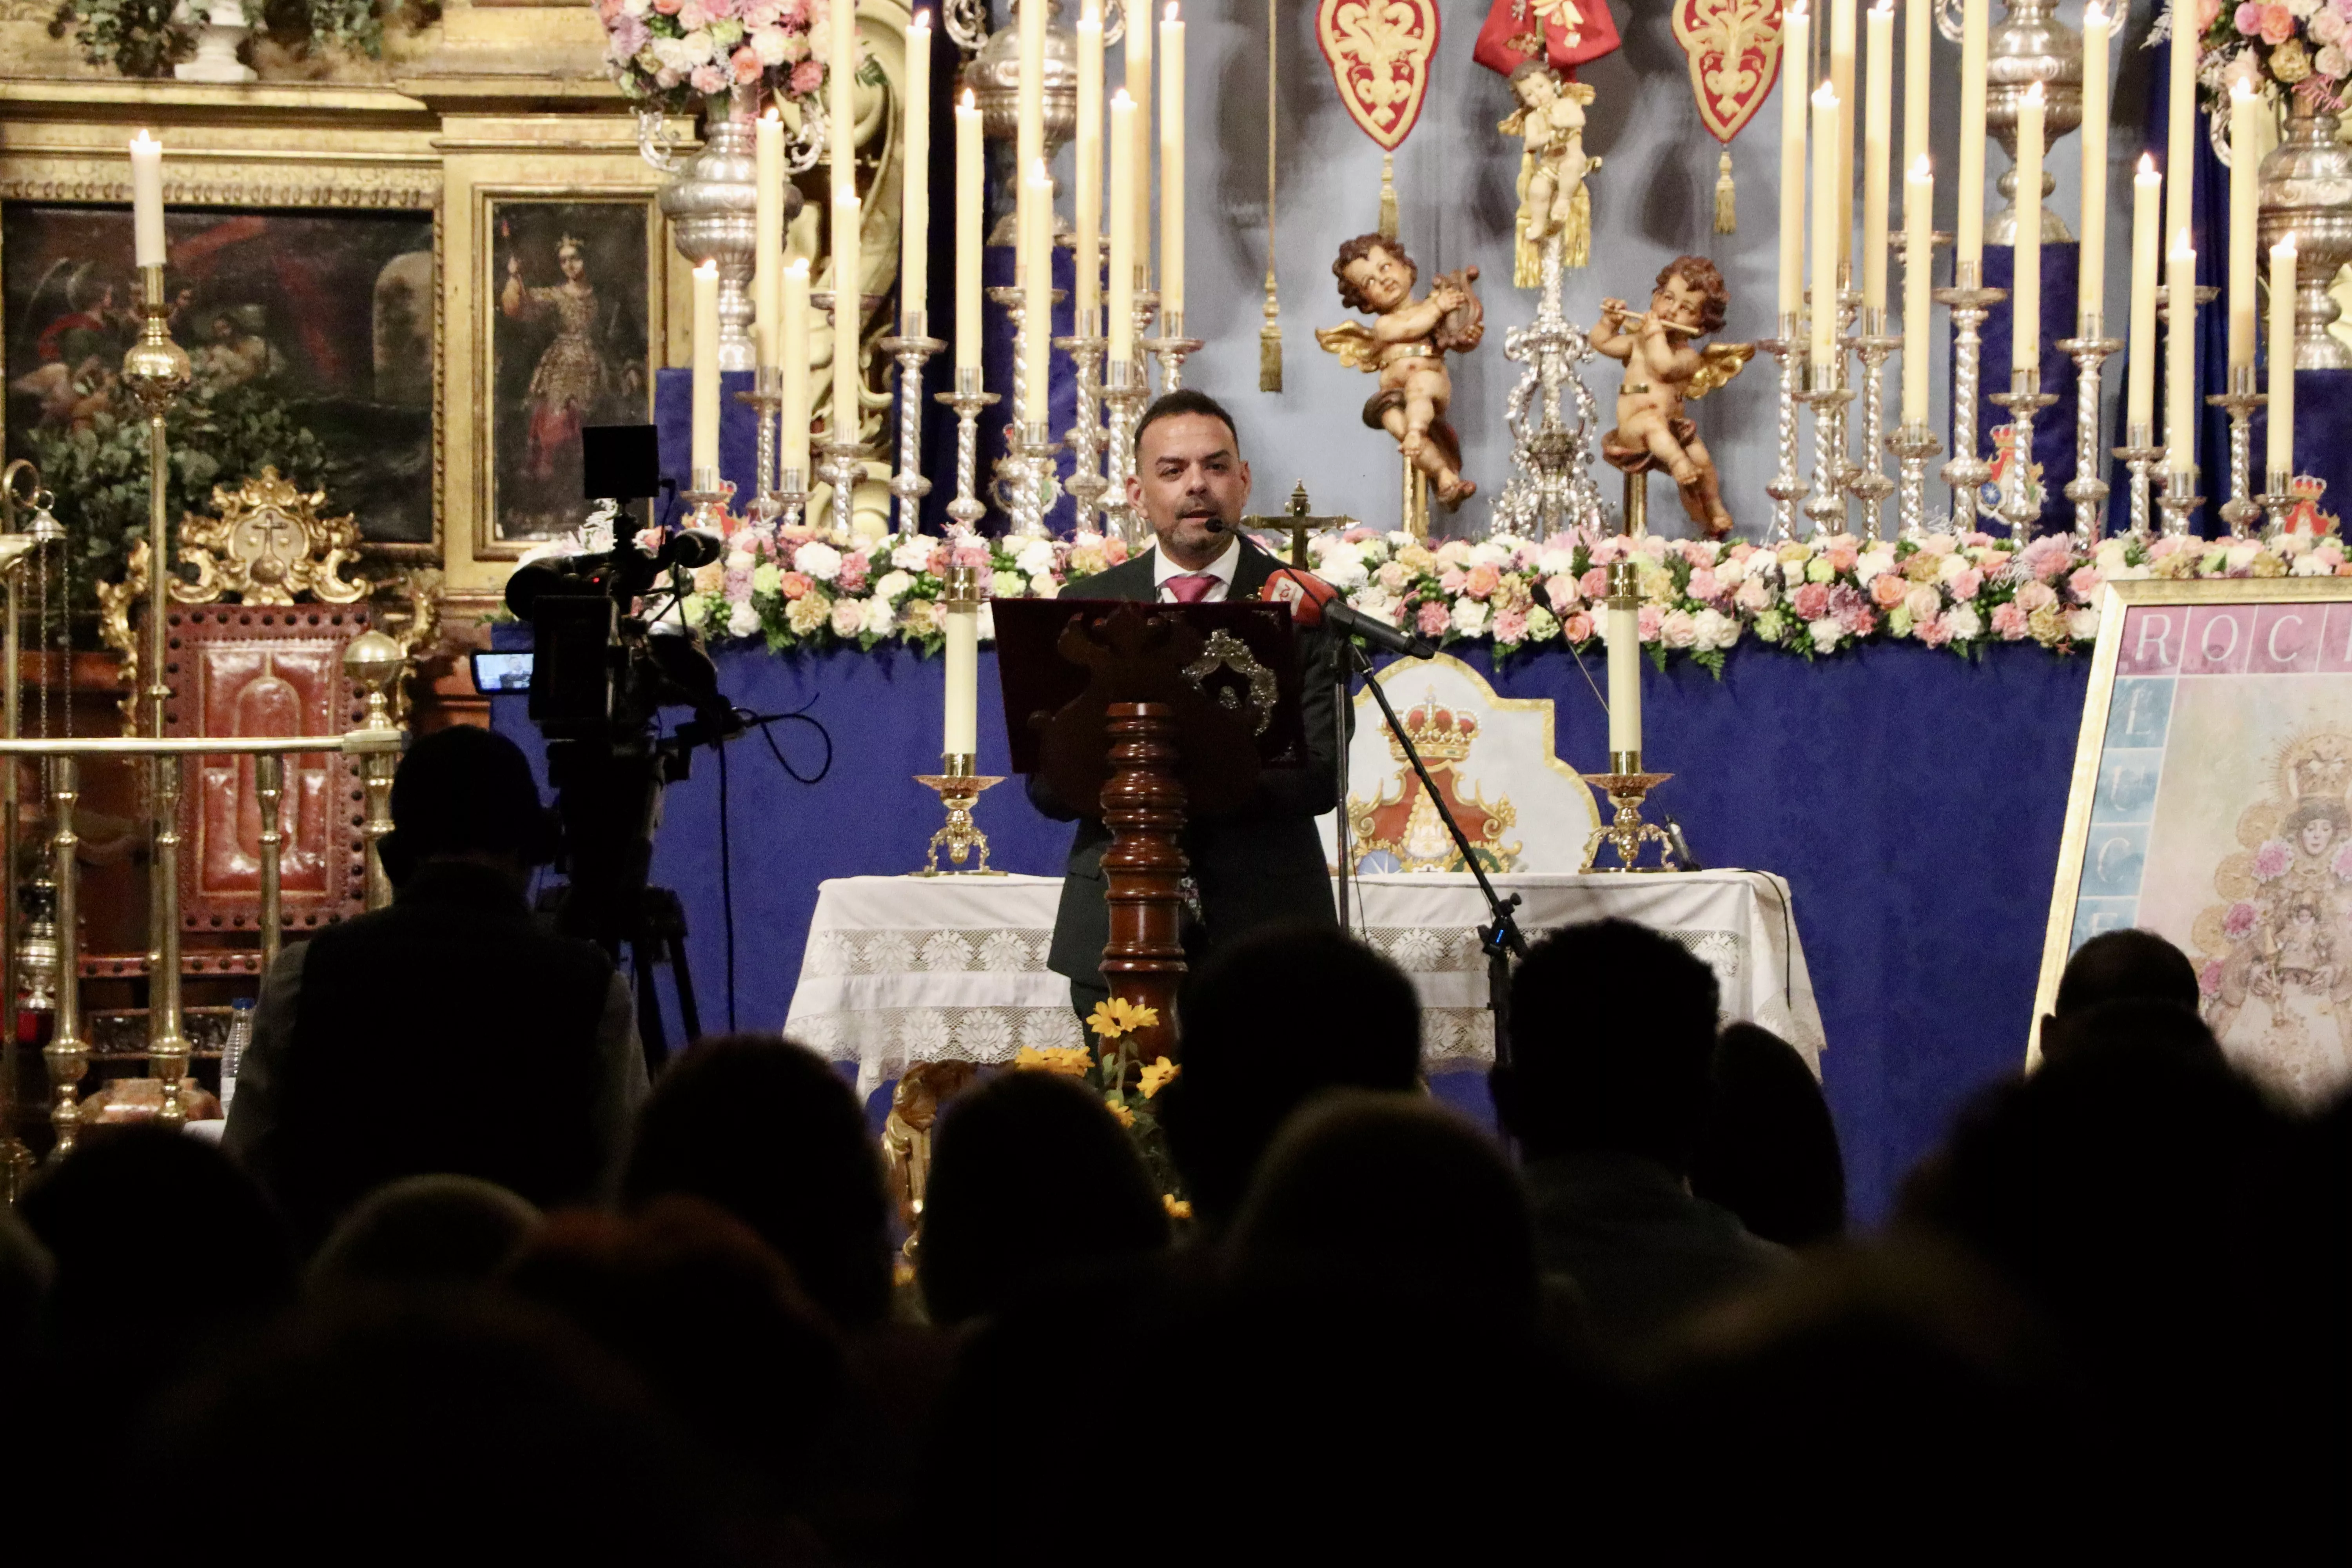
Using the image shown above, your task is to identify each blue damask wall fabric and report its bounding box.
[491,629,2092,1225]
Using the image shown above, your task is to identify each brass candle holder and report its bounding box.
[1579,766,1681,872]
[40,756,85,1156]
[914,753,1005,875]
[878,307,947,536]
[2208,363,2267,538]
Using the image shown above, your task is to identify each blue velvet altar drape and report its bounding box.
[490,629,2091,1228]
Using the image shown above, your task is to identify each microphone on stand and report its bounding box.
[1260,566,1438,659]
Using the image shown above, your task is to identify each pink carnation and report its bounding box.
[1464,564,1502,599]
[2225,901,2259,940]
[2014,580,2058,613]
[1437,567,1468,595]
[1493,608,1529,643]
[2254,839,2292,880]
[1687,567,1722,602]
[1543,573,1580,611]
[952,540,991,570]
[1636,604,1665,642]
[1416,601,1450,638]
[690,62,731,94]
[2237,2,2265,36]
[1991,601,2031,640]
[1588,537,1628,565]
[2068,565,2103,598]
[1679,541,1716,568]
[1915,612,1954,647]
[731,45,764,80]
[789,58,824,93]
[1562,611,1595,642]
[1579,566,1609,599]
[1949,567,1984,601]
[1825,544,1860,576]
[1791,581,1832,621]
[1829,584,1875,634]
[836,552,870,593]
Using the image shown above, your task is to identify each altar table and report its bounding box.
[787,870,1825,1100]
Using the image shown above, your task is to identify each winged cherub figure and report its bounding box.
[1593,254,1752,537]
[1316,234,1486,508]
[1499,60,1597,281]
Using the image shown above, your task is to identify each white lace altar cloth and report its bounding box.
[788,870,1826,1100]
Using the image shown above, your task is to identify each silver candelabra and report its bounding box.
[1847,307,1901,543]
[1889,422,1944,541]
[1492,236,1606,540]
[987,283,1066,536]
[934,365,1000,535]
[2112,423,2163,541]
[1056,321,1111,532]
[2158,465,2204,539]
[737,367,784,522]
[1759,312,1807,542]
[1936,260,2008,530]
[2209,363,2267,538]
[878,309,946,536]
[1099,356,1148,548]
[2054,312,2121,544]
[1140,304,1201,393]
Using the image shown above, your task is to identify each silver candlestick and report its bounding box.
[2258,467,2295,538]
[2208,363,2266,537]
[775,464,811,535]
[735,366,785,521]
[878,308,947,536]
[1802,372,1857,538]
[1988,366,2058,539]
[1099,355,1148,549]
[816,437,868,535]
[1141,304,1201,393]
[1055,327,1111,531]
[1001,420,1057,537]
[2054,310,2122,544]
[683,465,736,535]
[934,365,1000,535]
[987,283,1067,537]
[2112,425,2163,542]
[2157,466,2204,539]
[1936,260,2008,530]
[1492,234,1607,541]
[1889,422,1943,541]
[1848,308,1901,543]
[1759,314,1807,542]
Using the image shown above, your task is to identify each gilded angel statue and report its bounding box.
[1499,60,1597,283]
[1592,254,1753,537]
[1315,233,1485,508]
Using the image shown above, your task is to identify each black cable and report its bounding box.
[717,733,736,1032]
[740,698,835,785]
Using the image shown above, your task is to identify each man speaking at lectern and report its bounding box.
[1029,389,1347,1022]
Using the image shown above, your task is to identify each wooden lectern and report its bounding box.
[994,599,1306,1062]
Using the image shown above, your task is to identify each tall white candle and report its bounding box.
[2013,82,2043,376]
[757,111,784,366]
[1904,155,1934,423]
[1812,83,1842,368]
[2228,77,2261,371]
[1018,0,1045,178]
[944,595,978,755]
[1903,0,1931,212]
[1159,4,1185,318]
[1831,0,1857,263]
[784,258,813,473]
[902,13,931,320]
[2270,237,2297,474]
[1863,0,1894,311]
[1023,160,1054,418]
[692,261,720,473]
[130,131,165,268]
[956,91,983,371]
[2167,0,2198,254]
[1076,0,1104,335]
[1109,90,1138,363]
[1956,0,1989,269]
[1126,3,1153,287]
[1607,594,1641,757]
[2128,156,2161,432]
[2079,2,2109,322]
[2167,229,2196,473]
[1779,4,1811,318]
[831,0,860,444]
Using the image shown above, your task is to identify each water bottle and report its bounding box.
[219,998,254,1114]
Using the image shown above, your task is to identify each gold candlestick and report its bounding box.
[913,753,1005,875]
[1578,764,1681,873]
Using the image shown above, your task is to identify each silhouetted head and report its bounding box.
[1690,1023,1846,1247]
[309,1174,543,1294]
[1167,924,1423,1229]
[1496,919,1722,1170]
[2039,995,2226,1071]
[378,725,559,887]
[918,1069,1168,1326]
[2051,927,2201,1017]
[623,1034,891,1330]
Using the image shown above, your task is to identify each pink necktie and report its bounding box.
[1165,573,1216,604]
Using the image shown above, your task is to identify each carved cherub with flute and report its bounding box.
[1593,254,1751,537]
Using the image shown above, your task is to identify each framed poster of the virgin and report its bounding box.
[2036,576,2352,1107]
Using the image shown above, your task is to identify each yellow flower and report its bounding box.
[1162,1194,1194,1220]
[1903,553,1943,584]
[1087,996,1160,1040]
[1137,1055,1180,1099]
[2026,603,2071,647]
[1014,1044,1094,1076]
[1105,1097,1135,1127]
[2250,552,2288,579]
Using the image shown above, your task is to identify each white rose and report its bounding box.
[1936,552,1971,582]
[1661,610,1700,648]
[726,599,760,639]
[1451,597,1490,637]
[678,26,712,57]
[860,595,897,637]
[1016,539,1058,577]
[1808,617,1843,653]
[2067,606,2102,641]
[874,569,914,604]
[2320,42,2351,75]
[1904,583,1943,624]
[725,550,757,575]
[1713,550,1750,584]
[1467,541,1510,568]
[751,23,790,64]
[891,538,933,572]
[2291,0,2320,19]
[1945,603,1984,641]
[1538,549,1575,577]
[650,35,702,72]
[795,541,842,581]
[1693,607,1739,650]
[1856,549,1895,585]
[1320,552,1370,592]
[1781,557,1810,588]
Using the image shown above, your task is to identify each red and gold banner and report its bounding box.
[1314,0,1442,152]
[1472,0,1621,77]
[1669,0,1786,145]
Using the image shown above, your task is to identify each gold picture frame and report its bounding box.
[2034,574,2352,1104]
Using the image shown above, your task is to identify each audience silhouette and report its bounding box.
[1690,1022,1846,1247]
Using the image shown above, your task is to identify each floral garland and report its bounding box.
[684,520,2352,669]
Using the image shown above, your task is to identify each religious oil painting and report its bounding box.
[2,203,436,551]
[2039,579,2352,1106]
[484,197,653,545]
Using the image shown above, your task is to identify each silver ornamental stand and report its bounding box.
[737,367,785,523]
[879,309,947,536]
[1056,320,1112,531]
[1759,313,1807,542]
[987,283,1066,536]
[1848,308,1902,542]
[1889,423,1944,541]
[935,365,1000,534]
[1098,356,1148,548]
[2055,311,2122,543]
[1988,367,2057,539]
[1936,260,2008,529]
[2158,464,2204,538]
[1802,368,1857,537]
[2112,424,2163,541]
[2258,468,2295,537]
[2209,364,2267,537]
[1140,304,1201,393]
[1493,235,1606,539]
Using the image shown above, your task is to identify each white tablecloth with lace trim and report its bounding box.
[789,870,1825,1099]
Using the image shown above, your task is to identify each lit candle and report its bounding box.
[944,590,978,755]
[1076,0,1104,336]
[1831,0,1857,263]
[1607,588,1641,757]
[1904,155,1934,423]
[1109,89,1138,363]
[1126,1,1153,287]
[2167,228,2196,473]
[2167,0,2198,253]
[2127,156,2161,432]
[2079,2,2109,323]
[902,12,931,322]
[2270,237,2297,474]
[756,110,784,366]
[1024,159,1054,419]
[784,258,813,473]
[956,91,983,371]
[1159,3,1185,318]
[1903,0,1930,210]
[832,0,860,445]
[2013,82,2043,376]
[692,261,720,473]
[130,131,165,268]
[1018,0,1045,178]
[1812,83,1841,369]
[1779,4,1810,318]
[2228,77,2261,372]
[1863,0,1893,312]
[1956,0,1988,270]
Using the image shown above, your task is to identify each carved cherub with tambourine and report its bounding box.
[1315,234,1485,508]
[1499,60,1598,281]
[1592,254,1752,537]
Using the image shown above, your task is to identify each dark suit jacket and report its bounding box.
[1028,539,1348,984]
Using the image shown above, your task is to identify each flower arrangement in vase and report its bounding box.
[599,0,828,113]
[2189,0,2352,108]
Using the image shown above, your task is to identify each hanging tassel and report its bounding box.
[1260,276,1284,392]
[1379,152,1399,240]
[1514,212,1539,289]
[1262,0,1282,393]
[1715,150,1736,234]
[1564,179,1591,269]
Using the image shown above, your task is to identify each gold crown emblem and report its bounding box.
[2290,474,2329,501]
[2291,742,2352,800]
[1387,692,1479,764]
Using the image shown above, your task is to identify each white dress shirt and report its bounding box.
[1150,535,1243,603]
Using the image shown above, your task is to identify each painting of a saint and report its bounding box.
[488,201,649,543]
